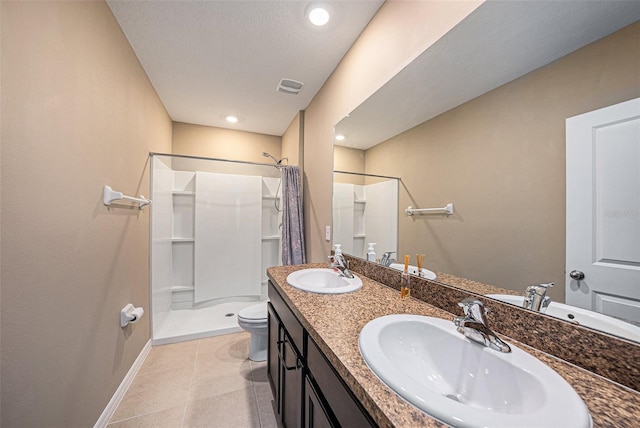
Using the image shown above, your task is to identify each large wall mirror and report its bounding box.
[333,1,640,343]
[333,171,399,259]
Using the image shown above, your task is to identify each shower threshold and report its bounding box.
[152,300,262,346]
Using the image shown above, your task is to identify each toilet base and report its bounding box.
[248,332,267,361]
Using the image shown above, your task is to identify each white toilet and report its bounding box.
[237,301,269,361]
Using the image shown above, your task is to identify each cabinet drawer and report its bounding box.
[268,281,304,355]
[307,337,375,427]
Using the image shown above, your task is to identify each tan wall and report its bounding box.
[333,146,365,185]
[365,22,640,303]
[1,2,172,426]
[281,111,303,167]
[303,0,483,262]
[172,121,281,164]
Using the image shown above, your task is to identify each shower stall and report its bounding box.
[333,171,399,259]
[150,153,282,345]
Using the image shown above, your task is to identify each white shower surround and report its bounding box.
[333,179,398,259]
[150,155,281,345]
[194,171,262,303]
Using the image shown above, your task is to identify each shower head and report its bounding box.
[262,152,286,165]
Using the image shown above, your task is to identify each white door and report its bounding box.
[566,97,640,323]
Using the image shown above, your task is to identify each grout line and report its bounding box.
[249,359,266,428]
[180,338,201,428]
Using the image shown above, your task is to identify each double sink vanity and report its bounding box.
[266,258,639,427]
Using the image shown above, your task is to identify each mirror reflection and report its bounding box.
[333,2,640,343]
[332,171,399,261]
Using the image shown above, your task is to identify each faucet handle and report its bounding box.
[525,282,554,297]
[458,298,488,325]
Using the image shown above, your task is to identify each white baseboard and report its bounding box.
[94,340,152,428]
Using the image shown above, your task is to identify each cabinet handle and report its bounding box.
[278,334,301,371]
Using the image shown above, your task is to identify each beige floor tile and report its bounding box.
[110,366,192,422]
[189,362,254,401]
[138,339,200,375]
[250,360,268,384]
[254,383,279,428]
[111,333,279,428]
[106,405,185,428]
[194,353,252,379]
[183,387,260,428]
[197,332,250,364]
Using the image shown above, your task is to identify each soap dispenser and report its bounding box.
[333,244,342,256]
[367,243,376,262]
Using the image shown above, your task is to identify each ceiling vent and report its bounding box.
[277,78,304,95]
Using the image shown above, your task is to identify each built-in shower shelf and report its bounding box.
[172,191,195,196]
[355,200,366,204]
[262,195,280,200]
[353,234,366,238]
[262,235,280,241]
[171,237,195,242]
[172,285,194,292]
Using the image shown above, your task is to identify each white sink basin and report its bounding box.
[487,294,640,343]
[389,263,437,280]
[286,268,363,294]
[359,314,591,428]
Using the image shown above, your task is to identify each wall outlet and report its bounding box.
[325,226,331,241]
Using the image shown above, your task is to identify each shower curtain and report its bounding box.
[281,166,306,265]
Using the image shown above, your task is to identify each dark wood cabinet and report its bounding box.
[281,330,303,428]
[267,303,280,405]
[268,281,376,428]
[268,285,305,428]
[304,377,333,428]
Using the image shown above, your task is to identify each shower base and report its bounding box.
[152,300,264,346]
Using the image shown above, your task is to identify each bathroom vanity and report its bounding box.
[267,263,640,427]
[267,280,375,427]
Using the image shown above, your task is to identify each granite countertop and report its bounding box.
[267,263,640,428]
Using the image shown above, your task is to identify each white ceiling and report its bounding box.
[335,1,640,150]
[107,0,384,137]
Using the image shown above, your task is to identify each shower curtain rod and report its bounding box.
[149,152,284,169]
[333,170,401,180]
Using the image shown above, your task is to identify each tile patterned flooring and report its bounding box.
[108,332,278,428]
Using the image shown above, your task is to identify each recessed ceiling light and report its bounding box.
[307,2,330,26]
[335,134,345,141]
[225,115,238,123]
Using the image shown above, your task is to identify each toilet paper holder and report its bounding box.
[121,304,144,327]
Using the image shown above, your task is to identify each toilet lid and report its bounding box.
[238,302,268,321]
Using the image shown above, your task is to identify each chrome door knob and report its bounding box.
[569,270,585,280]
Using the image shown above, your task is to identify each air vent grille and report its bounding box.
[277,78,304,95]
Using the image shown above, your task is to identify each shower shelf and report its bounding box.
[171,238,195,242]
[263,195,279,200]
[262,235,280,241]
[173,191,195,196]
[355,200,366,204]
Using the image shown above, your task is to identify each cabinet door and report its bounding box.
[307,337,375,427]
[267,304,280,413]
[281,331,303,428]
[304,377,334,428]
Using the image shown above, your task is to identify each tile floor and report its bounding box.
[108,332,278,428]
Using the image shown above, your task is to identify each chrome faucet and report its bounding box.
[380,251,396,267]
[523,282,554,312]
[454,298,511,353]
[329,253,355,279]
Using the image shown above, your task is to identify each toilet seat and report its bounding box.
[238,302,267,323]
